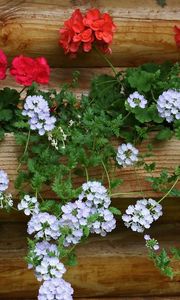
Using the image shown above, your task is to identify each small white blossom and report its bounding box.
[38,278,74,300]
[127,91,148,109]
[18,195,39,215]
[122,199,162,233]
[116,143,139,167]
[157,89,180,122]
[0,192,13,209]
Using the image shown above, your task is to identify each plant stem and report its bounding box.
[17,129,31,171]
[157,176,179,204]
[84,167,89,182]
[110,191,141,197]
[101,160,111,191]
[94,46,117,76]
[19,86,27,94]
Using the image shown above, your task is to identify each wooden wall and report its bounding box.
[0,0,180,299]
[0,0,179,67]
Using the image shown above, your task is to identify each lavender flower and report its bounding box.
[35,256,66,281]
[78,181,111,209]
[38,278,74,300]
[0,169,9,192]
[28,241,59,270]
[157,89,180,122]
[90,207,116,237]
[127,91,148,109]
[122,198,162,233]
[27,212,61,241]
[18,194,39,215]
[22,95,56,135]
[116,143,139,167]
[59,200,91,247]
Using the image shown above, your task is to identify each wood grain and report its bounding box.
[0,222,179,299]
[0,1,179,67]
[1,133,180,199]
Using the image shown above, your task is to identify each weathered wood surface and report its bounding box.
[0,222,179,299]
[1,133,180,198]
[0,1,179,67]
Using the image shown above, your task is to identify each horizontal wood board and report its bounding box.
[0,222,179,298]
[0,0,179,67]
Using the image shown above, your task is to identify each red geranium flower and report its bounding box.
[59,8,116,56]
[10,55,50,86]
[34,57,50,84]
[0,49,7,80]
[174,25,180,48]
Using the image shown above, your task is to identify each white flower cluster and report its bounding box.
[57,181,116,246]
[38,278,74,300]
[27,212,61,240]
[157,89,180,122]
[122,198,162,232]
[144,234,160,251]
[35,256,66,281]
[127,91,148,109]
[79,181,116,237]
[48,132,58,150]
[18,195,39,215]
[90,207,116,237]
[116,143,139,167]
[59,200,90,247]
[0,192,13,209]
[22,95,56,135]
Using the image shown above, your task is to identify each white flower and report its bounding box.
[35,256,66,281]
[38,278,74,300]
[122,199,162,233]
[157,89,180,122]
[18,194,39,215]
[127,91,148,109]
[116,143,139,167]
[27,212,61,241]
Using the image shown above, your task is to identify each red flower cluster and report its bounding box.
[10,55,50,86]
[174,25,180,48]
[59,8,116,55]
[0,50,7,80]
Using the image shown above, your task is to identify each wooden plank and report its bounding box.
[0,1,179,67]
[1,196,180,223]
[1,133,180,199]
[0,222,179,299]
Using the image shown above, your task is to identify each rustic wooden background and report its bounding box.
[0,0,180,299]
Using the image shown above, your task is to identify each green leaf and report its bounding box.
[134,104,163,124]
[109,206,121,216]
[156,128,173,141]
[127,69,160,92]
[0,109,13,121]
